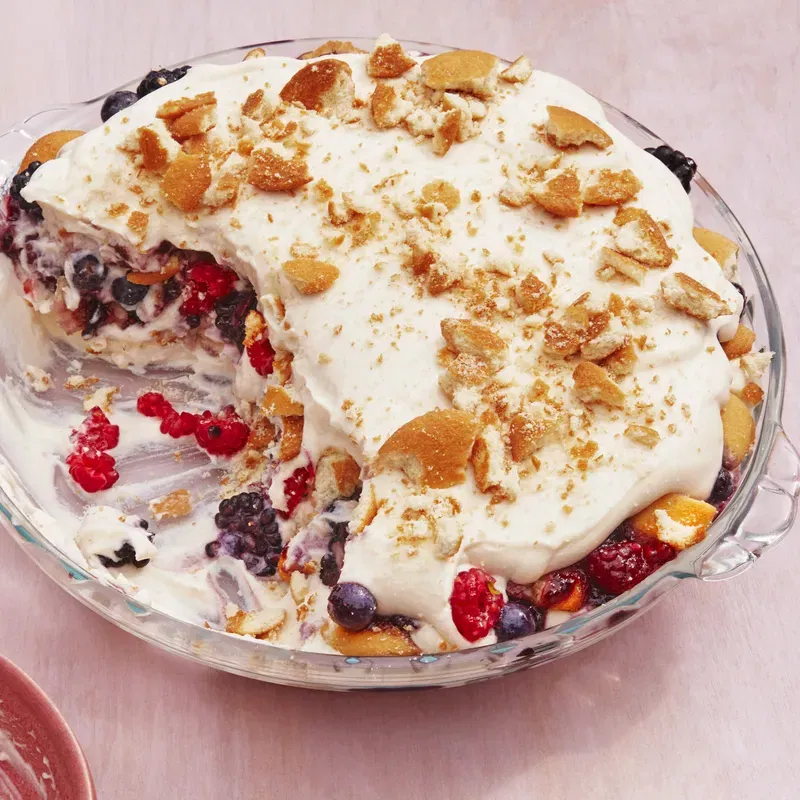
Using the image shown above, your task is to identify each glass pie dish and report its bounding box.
[0,37,797,691]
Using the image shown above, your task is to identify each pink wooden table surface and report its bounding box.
[1,1,799,797]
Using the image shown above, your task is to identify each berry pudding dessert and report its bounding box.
[0,37,772,656]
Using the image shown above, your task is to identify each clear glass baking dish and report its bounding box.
[0,38,797,691]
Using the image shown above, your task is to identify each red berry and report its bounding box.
[71,407,119,452]
[159,410,198,438]
[179,262,237,318]
[194,406,249,456]
[246,337,275,377]
[280,463,315,518]
[66,450,119,493]
[137,392,173,418]
[586,536,676,596]
[530,567,590,612]
[450,568,505,642]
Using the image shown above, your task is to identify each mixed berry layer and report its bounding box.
[0,192,259,358]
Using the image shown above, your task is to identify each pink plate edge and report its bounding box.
[0,655,96,800]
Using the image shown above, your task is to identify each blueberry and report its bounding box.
[9,161,43,218]
[136,66,191,98]
[101,91,138,122]
[328,582,377,631]
[185,314,202,328]
[72,254,107,293]
[112,276,150,306]
[708,467,735,506]
[494,602,540,642]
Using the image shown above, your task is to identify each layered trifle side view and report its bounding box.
[0,36,772,655]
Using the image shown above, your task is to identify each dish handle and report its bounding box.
[698,425,800,581]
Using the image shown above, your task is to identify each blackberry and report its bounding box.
[214,289,257,347]
[72,253,107,293]
[383,614,419,631]
[97,522,153,569]
[732,282,747,316]
[0,228,14,256]
[644,144,697,193]
[708,467,734,506]
[587,583,615,608]
[9,161,43,218]
[206,491,282,577]
[320,520,348,587]
[608,521,635,542]
[112,275,150,306]
[101,90,138,122]
[82,297,108,338]
[136,66,191,98]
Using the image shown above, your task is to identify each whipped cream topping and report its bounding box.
[2,41,749,651]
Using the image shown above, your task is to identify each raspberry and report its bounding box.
[586,536,676,596]
[71,407,119,452]
[247,337,275,377]
[136,391,173,418]
[159,410,198,438]
[179,262,237,318]
[280,463,315,518]
[195,406,249,456]
[66,450,119,493]
[530,567,589,612]
[450,568,505,642]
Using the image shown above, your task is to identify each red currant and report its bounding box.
[195,406,249,456]
[71,406,119,452]
[136,392,173,418]
[66,450,119,493]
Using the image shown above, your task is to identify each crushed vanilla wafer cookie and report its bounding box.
[1,36,754,655]
[150,489,193,520]
[661,272,731,320]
